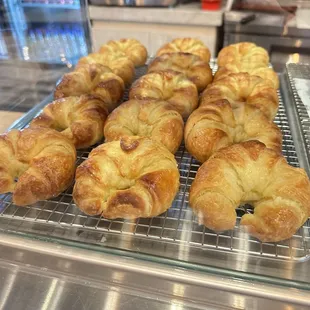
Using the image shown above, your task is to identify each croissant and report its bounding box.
[129,70,198,118]
[148,52,212,92]
[189,141,310,242]
[99,38,147,67]
[185,99,282,162]
[77,52,135,85]
[30,95,108,149]
[73,136,180,218]
[156,38,211,63]
[0,128,76,206]
[214,64,279,89]
[218,42,269,69]
[200,73,279,120]
[54,64,124,112]
[104,99,184,154]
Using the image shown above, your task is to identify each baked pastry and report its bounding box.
[185,99,282,162]
[214,64,279,89]
[129,70,198,118]
[54,64,124,111]
[156,38,211,63]
[73,136,180,218]
[99,38,147,67]
[217,42,269,69]
[200,73,278,120]
[148,52,212,92]
[0,128,76,206]
[104,99,184,154]
[189,141,310,242]
[77,52,135,85]
[30,95,108,149]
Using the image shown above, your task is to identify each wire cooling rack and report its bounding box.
[286,63,310,170]
[0,60,309,262]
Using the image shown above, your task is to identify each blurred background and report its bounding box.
[0,0,310,129]
[1,0,310,66]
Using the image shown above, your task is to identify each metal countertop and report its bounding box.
[1,233,310,310]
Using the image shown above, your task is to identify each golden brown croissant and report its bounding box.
[104,99,184,154]
[54,64,124,112]
[148,52,212,92]
[200,73,278,120]
[156,38,211,63]
[214,64,279,89]
[189,141,310,242]
[30,95,108,149]
[73,136,180,218]
[0,128,76,206]
[129,70,198,118]
[99,38,147,67]
[77,52,135,85]
[218,42,269,69]
[185,99,282,162]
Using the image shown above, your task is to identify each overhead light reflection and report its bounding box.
[103,289,120,310]
[287,53,300,63]
[0,267,18,309]
[22,46,29,60]
[172,283,185,297]
[102,271,124,310]
[41,279,59,310]
[282,24,288,36]
[170,300,185,310]
[295,39,302,47]
[235,227,250,272]
[177,210,192,261]
[170,279,185,310]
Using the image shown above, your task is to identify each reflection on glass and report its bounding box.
[288,53,300,63]
[3,0,88,64]
[232,295,245,309]
[25,24,87,64]
[0,32,8,59]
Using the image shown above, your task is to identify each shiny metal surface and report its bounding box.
[1,63,310,286]
[0,62,68,113]
[2,0,91,64]
[0,233,309,310]
[0,261,204,310]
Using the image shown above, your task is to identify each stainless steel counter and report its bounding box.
[1,233,309,310]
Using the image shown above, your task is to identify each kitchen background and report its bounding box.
[0,0,310,131]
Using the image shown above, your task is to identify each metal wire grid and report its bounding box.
[286,63,310,168]
[0,62,309,261]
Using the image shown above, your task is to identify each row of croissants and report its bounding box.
[1,38,310,243]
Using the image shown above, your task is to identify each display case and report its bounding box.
[2,0,90,64]
[0,1,310,309]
